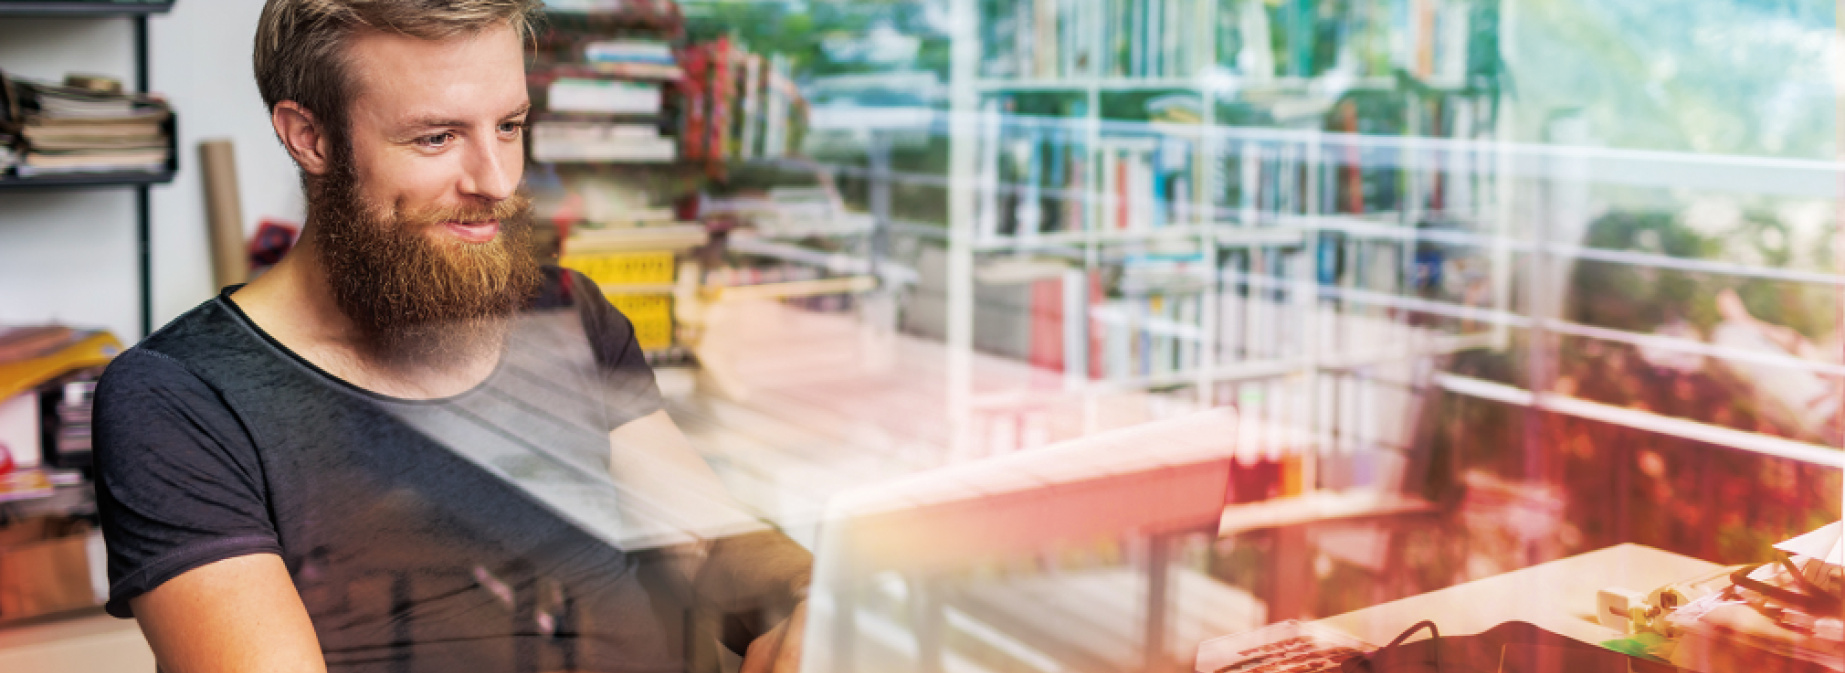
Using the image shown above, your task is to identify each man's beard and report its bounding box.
[305,156,543,367]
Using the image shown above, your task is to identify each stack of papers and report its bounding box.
[1,72,171,178]
[1775,521,1845,595]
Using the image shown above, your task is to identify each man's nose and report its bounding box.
[459,133,518,202]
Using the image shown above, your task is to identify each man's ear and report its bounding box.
[272,101,332,176]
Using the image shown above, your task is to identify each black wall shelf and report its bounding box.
[0,170,174,190]
[0,1,173,17]
[0,1,171,336]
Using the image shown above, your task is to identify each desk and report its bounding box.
[1317,543,1724,646]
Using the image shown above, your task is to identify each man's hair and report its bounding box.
[254,0,541,132]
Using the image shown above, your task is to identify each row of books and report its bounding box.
[527,28,800,169]
[985,251,1318,381]
[679,37,797,167]
[978,0,1241,81]
[1100,0,1216,80]
[974,109,1205,238]
[1018,260,1213,381]
[978,0,1479,85]
[970,92,1492,242]
[974,100,1084,239]
[529,36,677,164]
[1097,136,1197,231]
[0,71,171,179]
[979,0,1100,80]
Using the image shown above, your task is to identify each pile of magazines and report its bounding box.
[1664,522,1845,672]
[0,71,171,179]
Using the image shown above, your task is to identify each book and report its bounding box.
[530,121,676,163]
[17,148,169,175]
[705,36,733,165]
[547,78,662,115]
[738,54,762,159]
[1027,275,1065,371]
[760,54,791,157]
[564,224,705,255]
[24,134,165,152]
[0,329,119,404]
[975,98,1003,240]
[679,45,709,160]
[20,121,163,139]
[584,39,676,65]
[531,62,684,83]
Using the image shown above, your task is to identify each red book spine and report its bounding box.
[679,46,708,160]
[707,36,733,173]
[1114,150,1129,230]
[1087,270,1105,380]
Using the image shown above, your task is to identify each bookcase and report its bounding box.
[942,0,1506,484]
[0,0,179,338]
[536,0,850,371]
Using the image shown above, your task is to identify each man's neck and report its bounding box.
[229,241,504,400]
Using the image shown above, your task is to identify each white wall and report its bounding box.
[0,1,303,342]
[147,0,304,331]
[0,18,142,341]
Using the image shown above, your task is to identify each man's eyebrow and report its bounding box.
[400,103,533,130]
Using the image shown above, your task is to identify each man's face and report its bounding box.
[342,21,530,246]
[308,21,541,358]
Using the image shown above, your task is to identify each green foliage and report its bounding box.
[1569,207,1837,343]
[1569,210,1718,334]
[683,0,949,79]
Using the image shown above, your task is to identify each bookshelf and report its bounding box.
[942,0,1506,480]
[0,0,177,338]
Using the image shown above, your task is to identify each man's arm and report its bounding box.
[608,410,810,673]
[607,409,730,583]
[131,554,326,673]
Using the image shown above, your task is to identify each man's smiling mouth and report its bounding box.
[443,219,501,243]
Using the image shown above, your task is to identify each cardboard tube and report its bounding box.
[199,139,246,288]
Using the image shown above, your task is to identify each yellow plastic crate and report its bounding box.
[608,293,673,351]
[560,250,676,287]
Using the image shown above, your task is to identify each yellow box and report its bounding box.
[608,293,673,351]
[560,250,676,287]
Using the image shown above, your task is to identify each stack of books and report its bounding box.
[0,72,171,179]
[531,119,675,163]
[582,38,683,80]
[528,44,676,163]
[50,379,96,469]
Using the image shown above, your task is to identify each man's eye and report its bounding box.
[419,132,455,148]
[499,122,526,136]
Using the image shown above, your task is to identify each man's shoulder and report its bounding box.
[529,264,592,311]
[100,295,260,399]
[141,293,260,361]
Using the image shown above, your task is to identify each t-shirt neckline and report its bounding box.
[215,284,505,406]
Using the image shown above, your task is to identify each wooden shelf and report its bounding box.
[0,169,174,190]
[0,1,174,17]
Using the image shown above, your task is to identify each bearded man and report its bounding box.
[91,2,809,672]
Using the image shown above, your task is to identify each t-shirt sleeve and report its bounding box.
[564,269,665,429]
[93,348,282,618]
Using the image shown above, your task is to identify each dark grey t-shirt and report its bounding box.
[92,268,788,673]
